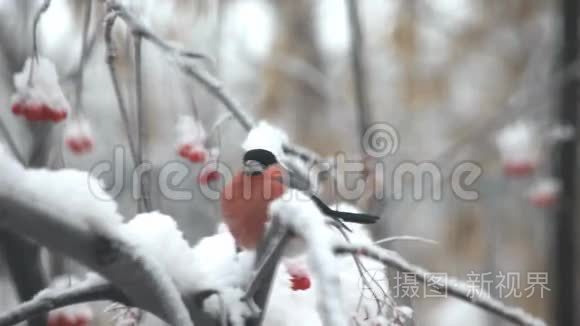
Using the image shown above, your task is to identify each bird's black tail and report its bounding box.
[310,195,380,225]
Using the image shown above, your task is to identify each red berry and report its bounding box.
[188,149,207,163]
[198,169,220,184]
[11,102,24,115]
[73,315,90,326]
[529,193,558,208]
[48,313,75,326]
[41,104,53,120]
[25,105,44,121]
[290,274,311,291]
[503,161,535,177]
[80,137,93,151]
[51,109,67,122]
[178,144,193,158]
[66,138,85,154]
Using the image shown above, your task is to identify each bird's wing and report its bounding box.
[273,166,381,228]
[309,195,380,224]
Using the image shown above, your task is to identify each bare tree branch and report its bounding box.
[73,0,92,114]
[345,0,372,143]
[335,243,546,326]
[243,220,290,326]
[133,34,152,212]
[104,12,138,164]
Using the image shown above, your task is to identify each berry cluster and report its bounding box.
[175,115,221,183]
[178,143,207,163]
[11,57,70,124]
[11,101,67,122]
[64,119,94,155]
[495,121,562,208]
[495,121,539,178]
[527,178,560,208]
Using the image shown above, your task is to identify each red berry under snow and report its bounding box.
[527,178,561,208]
[65,137,93,155]
[290,274,311,291]
[64,119,94,155]
[11,102,24,115]
[188,150,207,163]
[529,193,558,208]
[178,143,207,163]
[178,144,193,158]
[198,169,220,184]
[10,100,67,123]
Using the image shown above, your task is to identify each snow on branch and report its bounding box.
[334,243,547,326]
[0,276,125,326]
[269,190,349,326]
[0,147,193,326]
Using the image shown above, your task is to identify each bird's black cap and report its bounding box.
[243,149,278,167]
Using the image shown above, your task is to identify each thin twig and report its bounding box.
[107,1,212,65]
[345,0,372,144]
[180,65,254,131]
[335,243,546,326]
[104,12,138,164]
[31,0,50,61]
[374,236,439,246]
[73,0,92,114]
[133,34,151,212]
[28,0,51,86]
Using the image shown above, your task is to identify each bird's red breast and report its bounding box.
[221,164,287,249]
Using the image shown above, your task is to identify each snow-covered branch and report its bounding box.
[270,191,349,326]
[334,243,546,326]
[0,277,125,326]
[0,149,194,326]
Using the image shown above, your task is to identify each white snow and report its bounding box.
[117,201,391,325]
[260,196,392,325]
[121,212,254,293]
[0,144,121,231]
[12,56,71,112]
[176,114,207,146]
[64,118,94,141]
[242,121,289,160]
[495,121,540,166]
[527,177,561,198]
[203,287,252,326]
[269,189,348,326]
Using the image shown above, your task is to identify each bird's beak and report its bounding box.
[244,160,265,175]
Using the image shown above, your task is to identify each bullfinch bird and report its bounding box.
[221,149,380,250]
